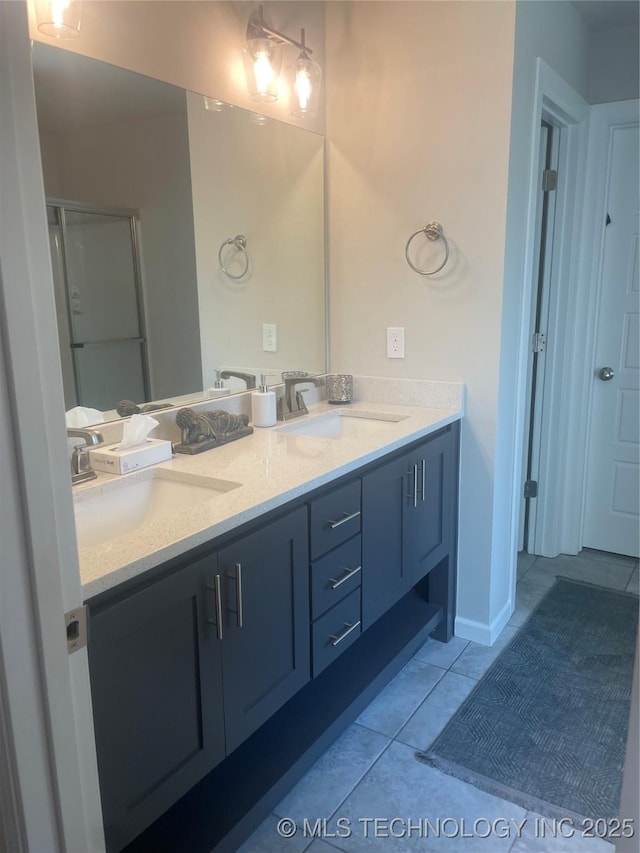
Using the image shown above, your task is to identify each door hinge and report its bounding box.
[65,605,88,654]
[542,169,558,192]
[532,331,546,353]
[524,480,538,499]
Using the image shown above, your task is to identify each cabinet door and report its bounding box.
[88,555,225,851]
[407,428,456,584]
[218,506,310,753]
[361,452,412,629]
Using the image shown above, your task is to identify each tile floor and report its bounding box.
[239,549,638,853]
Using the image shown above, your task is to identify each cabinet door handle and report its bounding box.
[407,463,418,507]
[329,565,362,589]
[225,562,244,628]
[328,510,361,529]
[206,574,223,640]
[329,620,361,647]
[420,458,426,502]
[235,562,244,629]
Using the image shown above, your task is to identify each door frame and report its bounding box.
[0,3,105,850]
[576,99,640,551]
[521,119,561,552]
[509,59,590,580]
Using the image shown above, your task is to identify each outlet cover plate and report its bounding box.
[386,327,405,358]
[262,323,277,352]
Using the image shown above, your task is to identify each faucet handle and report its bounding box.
[71,443,91,475]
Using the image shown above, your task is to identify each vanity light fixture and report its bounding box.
[291,29,322,118]
[244,5,321,117]
[35,0,82,38]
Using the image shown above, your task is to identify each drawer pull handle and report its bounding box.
[329,620,361,647]
[329,565,362,589]
[328,510,361,529]
[206,574,223,640]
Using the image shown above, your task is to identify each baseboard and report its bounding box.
[455,597,513,646]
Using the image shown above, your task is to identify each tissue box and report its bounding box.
[89,439,173,475]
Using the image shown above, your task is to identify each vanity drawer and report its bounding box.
[309,479,361,559]
[311,588,362,677]
[310,535,362,620]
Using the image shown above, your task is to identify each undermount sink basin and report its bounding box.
[276,409,408,440]
[73,468,241,548]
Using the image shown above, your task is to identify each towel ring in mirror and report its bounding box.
[218,234,249,279]
[405,221,449,275]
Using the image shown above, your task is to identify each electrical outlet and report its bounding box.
[386,327,405,358]
[262,323,277,352]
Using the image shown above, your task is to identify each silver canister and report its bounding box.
[326,374,353,404]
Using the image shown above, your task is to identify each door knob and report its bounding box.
[598,367,615,381]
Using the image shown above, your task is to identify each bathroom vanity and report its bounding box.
[79,398,461,852]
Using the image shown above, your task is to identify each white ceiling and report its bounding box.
[572,0,640,31]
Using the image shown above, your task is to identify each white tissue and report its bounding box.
[117,414,159,451]
[65,406,104,428]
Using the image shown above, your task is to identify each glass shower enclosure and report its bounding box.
[47,202,150,413]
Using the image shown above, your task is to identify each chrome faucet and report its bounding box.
[277,375,324,421]
[67,427,104,485]
[219,370,256,390]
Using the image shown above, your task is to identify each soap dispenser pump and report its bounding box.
[251,373,276,427]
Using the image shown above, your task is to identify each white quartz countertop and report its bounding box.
[78,399,462,600]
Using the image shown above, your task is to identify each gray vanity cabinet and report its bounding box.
[88,555,226,852]
[217,506,310,752]
[362,424,458,634]
[89,421,459,853]
[361,453,412,628]
[405,426,458,642]
[87,505,310,852]
[405,427,457,584]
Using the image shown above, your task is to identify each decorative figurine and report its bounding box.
[116,399,173,417]
[174,407,253,454]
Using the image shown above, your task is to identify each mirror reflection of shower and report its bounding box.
[47,202,150,412]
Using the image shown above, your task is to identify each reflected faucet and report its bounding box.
[219,370,256,390]
[67,427,104,485]
[277,374,324,421]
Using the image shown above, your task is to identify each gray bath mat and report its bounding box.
[417,577,638,822]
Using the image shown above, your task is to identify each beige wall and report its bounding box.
[186,91,326,386]
[326,0,516,633]
[29,0,326,136]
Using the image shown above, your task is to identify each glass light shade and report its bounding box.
[291,53,321,118]
[35,0,82,38]
[243,37,282,102]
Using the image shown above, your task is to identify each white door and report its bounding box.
[583,122,639,557]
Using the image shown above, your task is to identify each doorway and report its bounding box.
[47,201,150,412]
[518,95,640,563]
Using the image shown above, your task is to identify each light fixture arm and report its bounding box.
[247,5,313,55]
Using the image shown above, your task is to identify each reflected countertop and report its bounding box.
[78,397,463,600]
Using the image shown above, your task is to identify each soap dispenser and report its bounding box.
[251,373,276,427]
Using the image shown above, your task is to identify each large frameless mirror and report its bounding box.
[32,42,327,426]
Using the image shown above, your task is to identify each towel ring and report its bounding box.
[218,234,249,279]
[405,222,449,275]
